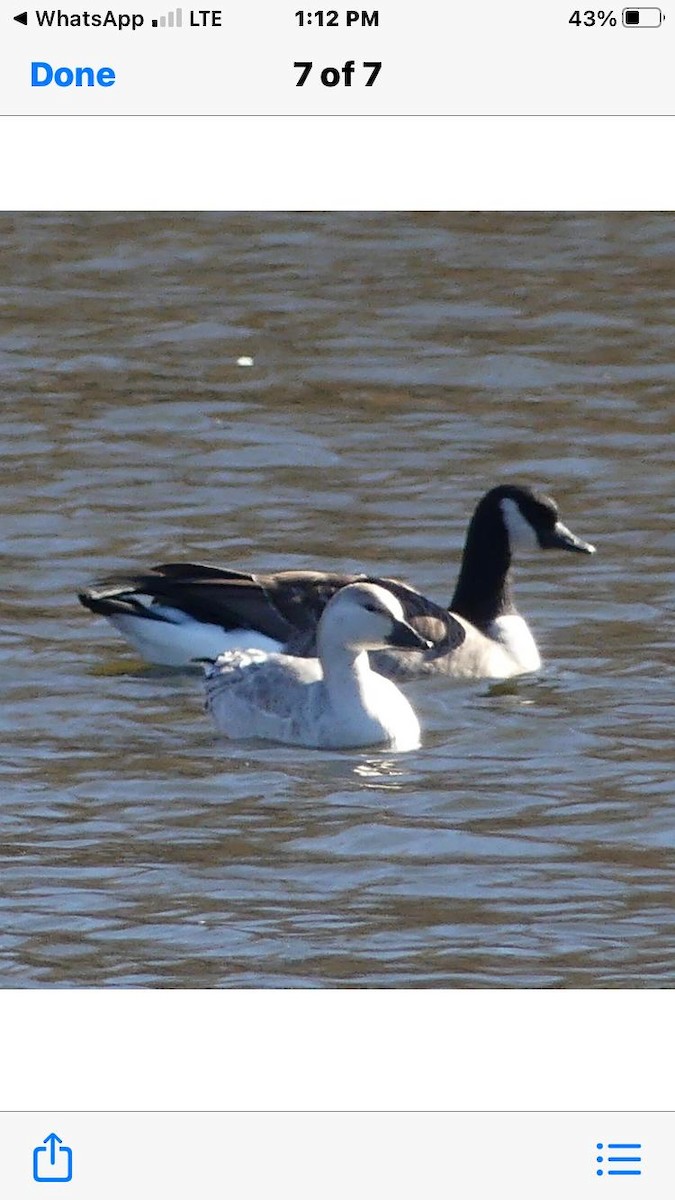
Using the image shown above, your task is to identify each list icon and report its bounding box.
[596,1142,642,1177]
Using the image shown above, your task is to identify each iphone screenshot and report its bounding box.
[0,2,673,1197]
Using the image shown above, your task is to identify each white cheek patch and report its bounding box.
[500,497,541,552]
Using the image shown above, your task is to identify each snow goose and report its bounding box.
[203,582,429,750]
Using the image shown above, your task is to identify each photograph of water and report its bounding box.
[0,211,672,987]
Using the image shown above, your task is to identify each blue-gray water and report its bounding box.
[0,211,673,987]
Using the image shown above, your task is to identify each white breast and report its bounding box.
[488,614,541,672]
[205,650,421,750]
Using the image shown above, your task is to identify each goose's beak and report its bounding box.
[387,619,433,650]
[540,521,596,555]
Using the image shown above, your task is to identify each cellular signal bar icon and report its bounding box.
[152,7,182,26]
[596,1143,642,1176]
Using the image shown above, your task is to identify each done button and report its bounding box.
[31,62,116,87]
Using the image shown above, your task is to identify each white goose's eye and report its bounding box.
[362,603,381,614]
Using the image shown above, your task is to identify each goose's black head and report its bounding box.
[484,484,596,556]
[450,484,595,629]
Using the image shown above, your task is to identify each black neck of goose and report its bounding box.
[449,516,517,630]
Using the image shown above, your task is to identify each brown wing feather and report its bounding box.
[81,563,292,640]
[371,576,466,650]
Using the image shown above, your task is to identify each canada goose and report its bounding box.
[79,484,595,680]
[203,582,429,750]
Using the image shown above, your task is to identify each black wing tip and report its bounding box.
[78,591,124,617]
[78,589,101,613]
[77,587,162,621]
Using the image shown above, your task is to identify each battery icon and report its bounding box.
[622,7,664,23]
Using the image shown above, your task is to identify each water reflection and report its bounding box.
[353,758,410,788]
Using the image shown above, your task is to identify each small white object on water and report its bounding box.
[236,356,254,367]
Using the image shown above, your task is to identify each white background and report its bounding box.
[4,116,675,207]
[1,991,674,1110]
[2,123,675,1111]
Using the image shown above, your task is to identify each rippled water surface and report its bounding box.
[0,211,673,987]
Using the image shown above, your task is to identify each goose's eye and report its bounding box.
[363,604,380,614]
[540,499,559,524]
[533,503,556,528]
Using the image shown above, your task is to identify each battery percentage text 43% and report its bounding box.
[569,9,617,23]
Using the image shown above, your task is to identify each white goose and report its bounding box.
[203,583,430,750]
[79,484,595,680]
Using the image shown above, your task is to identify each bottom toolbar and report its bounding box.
[0,1112,671,1198]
